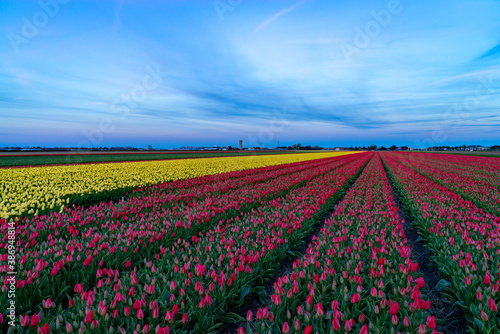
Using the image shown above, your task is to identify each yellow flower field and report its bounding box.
[0,152,356,220]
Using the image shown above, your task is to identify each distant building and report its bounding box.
[239,140,243,150]
[468,145,488,151]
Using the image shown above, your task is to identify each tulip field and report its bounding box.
[0,152,353,221]
[0,151,499,333]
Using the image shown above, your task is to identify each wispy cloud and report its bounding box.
[254,0,308,33]
[113,0,125,32]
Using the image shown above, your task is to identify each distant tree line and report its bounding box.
[282,144,323,150]
[347,145,404,151]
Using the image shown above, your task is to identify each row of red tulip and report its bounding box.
[382,154,499,332]
[387,153,499,216]
[405,152,500,185]
[250,154,435,334]
[130,153,356,201]
[55,152,370,333]
[0,153,369,332]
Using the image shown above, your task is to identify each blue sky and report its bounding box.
[1,0,499,148]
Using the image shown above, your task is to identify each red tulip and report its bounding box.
[332,318,340,330]
[487,298,497,312]
[476,291,484,301]
[84,310,94,324]
[484,272,491,285]
[21,315,30,327]
[350,293,360,303]
[256,308,263,320]
[158,327,170,334]
[165,310,173,322]
[389,302,399,315]
[182,313,188,324]
[426,316,436,330]
[314,303,324,316]
[38,323,50,334]
[294,319,300,330]
[30,313,40,327]
[283,322,290,333]
[43,298,53,308]
[304,325,313,334]
[74,283,83,293]
[344,319,352,331]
